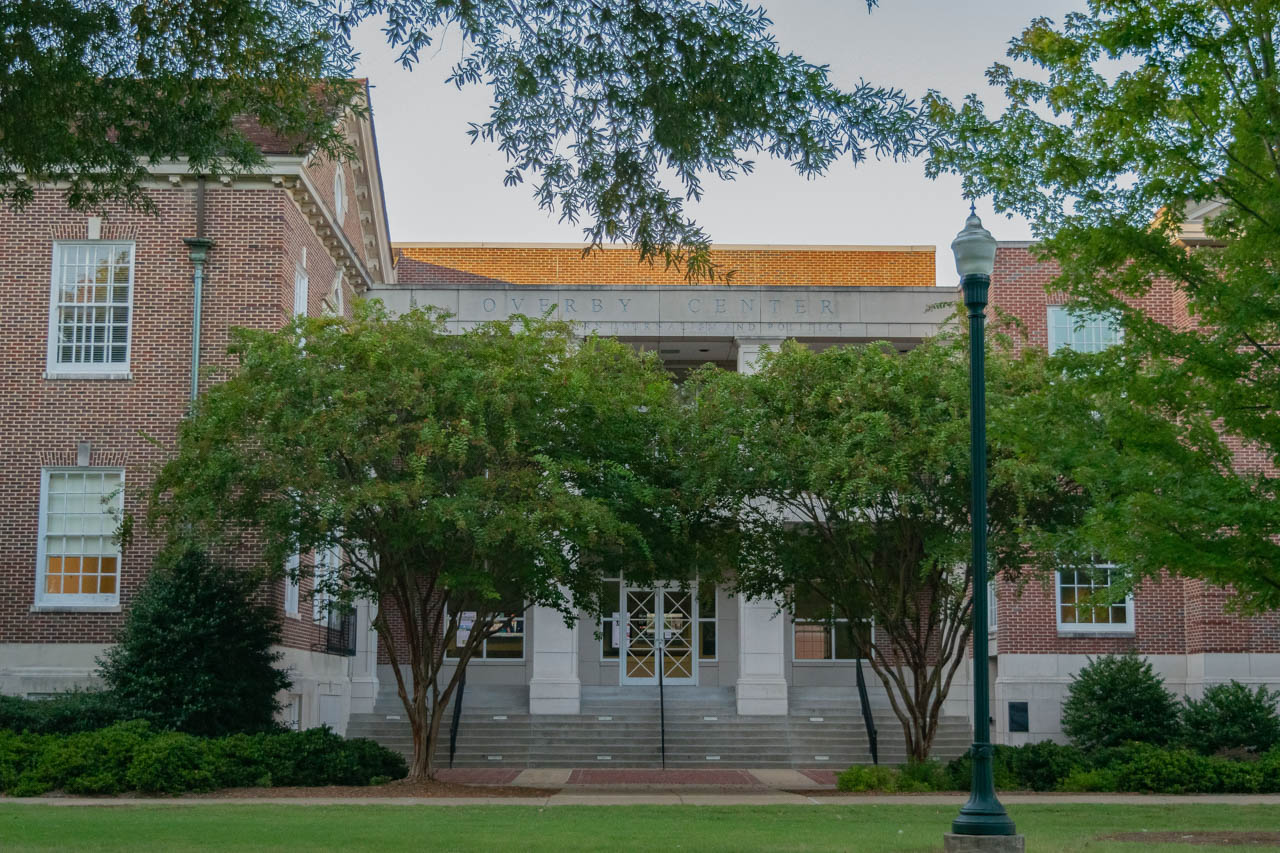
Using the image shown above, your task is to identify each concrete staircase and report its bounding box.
[346,686,972,769]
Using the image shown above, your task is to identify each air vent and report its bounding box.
[659,348,680,355]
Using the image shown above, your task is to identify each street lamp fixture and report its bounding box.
[949,206,1018,842]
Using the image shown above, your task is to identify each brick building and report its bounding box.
[1,91,1273,765]
[0,84,394,732]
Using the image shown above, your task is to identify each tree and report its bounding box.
[928,1,1280,606]
[1061,653,1182,752]
[98,550,291,737]
[5,1,925,278]
[686,334,1075,760]
[1,0,360,211]
[148,303,699,779]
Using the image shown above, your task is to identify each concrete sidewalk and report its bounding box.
[10,792,1280,807]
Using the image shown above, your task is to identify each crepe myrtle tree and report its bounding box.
[928,0,1280,606]
[149,303,700,780]
[686,333,1079,761]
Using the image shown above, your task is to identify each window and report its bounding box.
[333,168,346,223]
[446,607,525,660]
[326,272,345,317]
[1048,306,1122,354]
[293,256,309,318]
[36,468,123,606]
[988,581,998,634]
[601,579,621,660]
[1056,564,1133,633]
[313,547,338,623]
[792,589,871,661]
[698,583,717,660]
[284,553,300,617]
[47,242,134,375]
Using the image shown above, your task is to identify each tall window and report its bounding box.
[1048,306,1122,354]
[284,553,300,617]
[293,258,309,318]
[36,469,123,606]
[698,583,717,660]
[792,589,871,661]
[601,578,621,660]
[313,547,338,623]
[1056,563,1133,633]
[47,243,134,374]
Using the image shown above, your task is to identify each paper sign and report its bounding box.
[611,614,620,647]
[457,611,476,644]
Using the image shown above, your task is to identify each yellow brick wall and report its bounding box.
[393,244,934,288]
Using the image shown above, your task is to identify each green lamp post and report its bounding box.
[949,206,1017,840]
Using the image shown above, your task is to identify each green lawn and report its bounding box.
[1,803,1276,852]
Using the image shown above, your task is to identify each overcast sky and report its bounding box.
[352,1,1082,285]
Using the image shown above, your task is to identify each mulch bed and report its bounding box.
[199,779,557,799]
[1101,833,1280,846]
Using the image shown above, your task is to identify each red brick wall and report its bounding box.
[0,185,331,650]
[989,244,1280,657]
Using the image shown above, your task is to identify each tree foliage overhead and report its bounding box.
[5,0,925,278]
[928,0,1280,605]
[1,0,360,211]
[339,0,923,278]
[148,303,706,779]
[686,333,1077,761]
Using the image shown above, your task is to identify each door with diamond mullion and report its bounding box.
[622,585,697,685]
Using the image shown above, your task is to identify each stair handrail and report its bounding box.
[854,657,879,765]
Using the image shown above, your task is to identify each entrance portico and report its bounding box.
[368,258,957,720]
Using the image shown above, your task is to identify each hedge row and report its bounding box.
[837,741,1280,795]
[0,692,130,735]
[0,721,407,796]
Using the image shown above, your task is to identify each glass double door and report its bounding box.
[622,585,696,685]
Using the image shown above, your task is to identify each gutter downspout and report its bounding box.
[184,176,214,403]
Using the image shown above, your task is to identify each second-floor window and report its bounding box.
[1048,305,1122,354]
[48,242,134,374]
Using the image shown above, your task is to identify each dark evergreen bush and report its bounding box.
[0,690,127,734]
[98,550,291,737]
[0,724,407,795]
[1182,681,1280,755]
[1003,740,1087,791]
[1061,653,1182,751]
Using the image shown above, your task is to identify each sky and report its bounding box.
[352,1,1083,285]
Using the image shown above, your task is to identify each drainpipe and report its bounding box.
[184,176,214,403]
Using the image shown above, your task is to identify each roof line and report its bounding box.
[393,241,936,252]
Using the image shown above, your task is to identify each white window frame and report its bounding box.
[284,553,300,617]
[1055,563,1134,635]
[333,168,346,223]
[1047,305,1123,354]
[34,467,124,608]
[988,580,998,635]
[45,241,136,378]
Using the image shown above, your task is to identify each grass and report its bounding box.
[1,803,1278,852]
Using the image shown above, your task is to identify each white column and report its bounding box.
[349,597,380,714]
[734,337,790,715]
[528,604,581,714]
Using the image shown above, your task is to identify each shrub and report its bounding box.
[1003,740,1087,791]
[126,732,216,793]
[1182,681,1280,755]
[1211,756,1264,794]
[0,724,405,796]
[1058,767,1118,792]
[1062,653,1182,751]
[1112,743,1210,794]
[836,765,901,792]
[98,550,291,737]
[14,721,151,796]
[0,690,128,735]
[899,758,948,792]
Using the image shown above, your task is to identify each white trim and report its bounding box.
[34,467,124,608]
[293,260,309,318]
[1055,564,1135,635]
[45,241,136,377]
[333,167,346,223]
